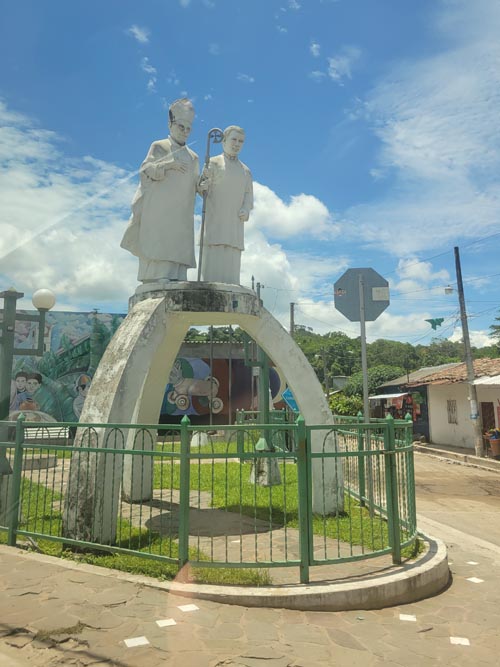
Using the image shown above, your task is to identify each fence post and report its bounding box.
[7,414,25,547]
[178,415,191,568]
[405,413,417,536]
[236,410,244,456]
[296,415,310,584]
[356,411,366,506]
[384,414,401,564]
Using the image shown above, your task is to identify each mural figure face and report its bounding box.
[15,375,27,391]
[27,378,41,394]
[78,382,90,396]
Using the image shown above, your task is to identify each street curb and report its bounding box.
[0,533,449,612]
[414,445,500,473]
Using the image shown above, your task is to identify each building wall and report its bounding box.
[429,383,500,449]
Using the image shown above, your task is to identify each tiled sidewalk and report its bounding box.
[1,536,498,666]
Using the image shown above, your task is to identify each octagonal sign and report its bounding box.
[334,268,389,322]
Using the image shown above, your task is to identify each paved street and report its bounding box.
[1,452,500,666]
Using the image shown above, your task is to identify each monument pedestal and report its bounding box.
[63,283,341,544]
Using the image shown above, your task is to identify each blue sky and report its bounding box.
[1,0,499,347]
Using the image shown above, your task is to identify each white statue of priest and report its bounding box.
[198,125,253,284]
[121,98,199,283]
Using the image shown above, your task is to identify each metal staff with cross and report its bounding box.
[197,127,223,281]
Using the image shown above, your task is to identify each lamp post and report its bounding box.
[0,287,56,521]
[0,287,56,419]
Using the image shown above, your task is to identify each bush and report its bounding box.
[329,393,363,416]
[343,365,404,397]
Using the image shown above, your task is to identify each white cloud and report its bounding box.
[288,0,301,9]
[204,93,213,101]
[276,26,288,33]
[208,42,220,56]
[309,71,326,83]
[327,46,361,84]
[237,73,255,84]
[395,258,450,293]
[449,327,492,348]
[310,40,320,57]
[180,0,191,7]
[127,25,150,44]
[0,102,136,310]
[141,58,156,76]
[249,182,339,240]
[141,57,157,93]
[166,70,180,86]
[347,0,500,255]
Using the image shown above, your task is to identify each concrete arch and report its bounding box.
[64,285,341,543]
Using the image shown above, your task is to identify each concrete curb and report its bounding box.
[414,444,500,473]
[0,532,449,612]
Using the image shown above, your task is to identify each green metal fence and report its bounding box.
[0,414,417,584]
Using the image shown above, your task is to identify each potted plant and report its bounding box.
[485,428,500,458]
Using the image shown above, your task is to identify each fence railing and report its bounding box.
[0,414,417,584]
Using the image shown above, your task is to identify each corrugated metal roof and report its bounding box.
[473,374,500,385]
[369,393,408,400]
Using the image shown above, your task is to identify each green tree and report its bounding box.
[367,340,420,372]
[490,311,500,346]
[343,365,405,397]
[416,338,463,366]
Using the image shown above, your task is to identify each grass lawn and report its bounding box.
[153,458,420,558]
[0,476,270,586]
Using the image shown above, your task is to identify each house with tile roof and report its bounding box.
[404,359,500,450]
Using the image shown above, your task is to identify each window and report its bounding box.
[447,399,457,424]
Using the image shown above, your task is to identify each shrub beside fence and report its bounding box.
[0,414,417,584]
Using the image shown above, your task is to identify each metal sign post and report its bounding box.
[334,268,390,422]
[359,275,370,422]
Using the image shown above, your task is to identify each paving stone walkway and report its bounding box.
[0,535,499,666]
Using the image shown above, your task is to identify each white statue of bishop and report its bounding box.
[121,98,199,283]
[198,126,253,284]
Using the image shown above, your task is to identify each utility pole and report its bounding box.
[289,302,295,338]
[455,246,484,457]
[321,349,329,397]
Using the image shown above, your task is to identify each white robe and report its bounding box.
[121,138,199,281]
[201,154,253,284]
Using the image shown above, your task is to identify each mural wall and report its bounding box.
[5,311,286,425]
[8,311,124,424]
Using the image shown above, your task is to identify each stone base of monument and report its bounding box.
[249,458,282,487]
[191,431,209,448]
[63,283,339,545]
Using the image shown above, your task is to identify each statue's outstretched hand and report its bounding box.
[164,161,187,173]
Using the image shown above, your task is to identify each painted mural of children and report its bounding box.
[10,371,29,411]
[19,372,43,411]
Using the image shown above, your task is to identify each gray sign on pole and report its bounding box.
[334,268,390,322]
